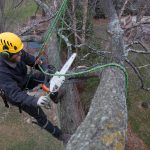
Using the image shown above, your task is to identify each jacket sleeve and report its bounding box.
[21,50,36,67]
[21,50,41,70]
[1,75,38,107]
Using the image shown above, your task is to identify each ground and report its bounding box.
[0,89,62,150]
[127,125,150,150]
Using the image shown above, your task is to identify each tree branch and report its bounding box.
[126,40,149,52]
[34,0,53,17]
[125,58,150,91]
[14,0,24,9]
[119,0,130,19]
[17,17,53,36]
[129,49,150,54]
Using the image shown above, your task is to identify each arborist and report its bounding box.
[0,32,70,143]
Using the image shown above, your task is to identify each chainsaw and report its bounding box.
[41,53,77,93]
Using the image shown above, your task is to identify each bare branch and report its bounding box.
[84,45,111,57]
[138,64,150,69]
[129,49,150,54]
[34,0,53,17]
[125,58,150,91]
[119,0,130,19]
[126,41,149,52]
[137,0,149,22]
[125,20,150,30]
[58,28,73,56]
[14,0,24,9]
[17,17,53,36]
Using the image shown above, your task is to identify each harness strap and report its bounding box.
[0,89,22,113]
[0,89,9,108]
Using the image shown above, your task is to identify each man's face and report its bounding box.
[10,51,22,62]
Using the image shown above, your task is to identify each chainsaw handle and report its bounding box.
[41,84,50,92]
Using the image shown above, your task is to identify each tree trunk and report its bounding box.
[71,0,78,51]
[46,0,85,137]
[66,0,127,149]
[60,82,85,134]
[81,0,89,44]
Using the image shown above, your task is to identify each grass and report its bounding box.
[127,64,150,147]
[0,99,61,150]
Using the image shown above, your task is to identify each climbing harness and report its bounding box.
[0,89,22,113]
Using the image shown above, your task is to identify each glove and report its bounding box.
[37,96,50,108]
[35,57,43,65]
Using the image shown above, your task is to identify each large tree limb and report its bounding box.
[66,67,127,149]
[66,0,127,149]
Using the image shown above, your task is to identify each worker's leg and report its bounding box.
[21,104,62,139]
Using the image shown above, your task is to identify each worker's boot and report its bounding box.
[57,132,71,144]
[50,88,66,104]
[44,123,63,139]
[42,120,71,143]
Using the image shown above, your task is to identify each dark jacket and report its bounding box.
[0,50,38,107]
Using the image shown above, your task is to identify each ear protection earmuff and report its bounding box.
[0,51,10,59]
[0,45,10,59]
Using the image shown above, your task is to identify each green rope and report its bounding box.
[26,0,68,88]
[38,63,128,98]
[37,0,68,57]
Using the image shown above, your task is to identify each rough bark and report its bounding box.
[102,0,125,64]
[66,0,127,149]
[66,68,127,150]
[60,83,85,134]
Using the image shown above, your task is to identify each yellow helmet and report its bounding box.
[0,32,24,54]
